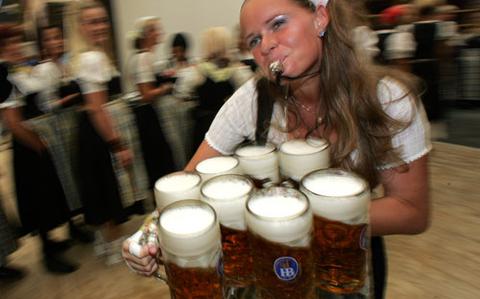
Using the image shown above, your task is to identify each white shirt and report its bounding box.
[206,77,431,169]
[75,51,118,94]
[129,51,156,85]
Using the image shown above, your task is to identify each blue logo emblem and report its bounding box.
[273,256,300,281]
[359,226,369,251]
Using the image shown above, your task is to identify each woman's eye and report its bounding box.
[272,17,286,31]
[248,36,261,50]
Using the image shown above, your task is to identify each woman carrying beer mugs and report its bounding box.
[123,0,431,298]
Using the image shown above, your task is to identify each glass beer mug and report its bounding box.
[158,200,224,299]
[300,169,371,295]
[245,187,315,299]
[200,174,255,289]
[154,171,202,210]
[195,156,242,182]
[278,138,330,186]
[234,143,280,187]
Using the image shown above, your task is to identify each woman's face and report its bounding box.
[41,27,64,59]
[1,36,24,65]
[80,7,110,46]
[144,21,162,47]
[240,0,328,79]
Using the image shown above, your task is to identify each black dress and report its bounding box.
[192,76,234,154]
[76,76,127,225]
[0,62,69,233]
[131,74,176,189]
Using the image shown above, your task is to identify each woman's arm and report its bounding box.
[136,82,172,103]
[1,107,46,153]
[83,91,132,167]
[370,155,430,236]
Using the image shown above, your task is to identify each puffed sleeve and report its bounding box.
[173,65,204,99]
[205,79,258,154]
[76,51,112,94]
[132,52,156,84]
[377,78,432,169]
[30,62,62,112]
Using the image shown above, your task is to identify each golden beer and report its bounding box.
[164,262,223,299]
[158,200,223,298]
[301,169,370,295]
[220,225,255,287]
[200,174,255,287]
[248,231,314,299]
[313,215,368,294]
[245,187,315,299]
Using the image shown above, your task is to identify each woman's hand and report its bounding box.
[122,238,160,276]
[114,147,133,168]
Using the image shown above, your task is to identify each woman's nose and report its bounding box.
[260,33,277,55]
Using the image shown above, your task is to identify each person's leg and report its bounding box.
[39,229,78,274]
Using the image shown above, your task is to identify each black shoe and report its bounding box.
[0,266,25,282]
[43,239,72,253]
[44,254,78,274]
[69,223,94,244]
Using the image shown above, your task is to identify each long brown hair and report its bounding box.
[247,0,421,187]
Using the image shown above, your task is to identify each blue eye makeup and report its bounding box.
[271,15,287,31]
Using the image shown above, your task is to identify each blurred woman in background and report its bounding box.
[69,1,132,265]
[174,26,253,156]
[0,24,77,274]
[128,16,175,189]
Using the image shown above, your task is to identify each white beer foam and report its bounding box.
[249,195,306,218]
[303,175,364,197]
[235,144,280,183]
[301,173,370,222]
[235,144,274,158]
[280,139,327,155]
[202,179,251,200]
[246,194,312,244]
[201,177,252,230]
[196,156,238,174]
[155,172,200,193]
[161,206,214,235]
[159,203,221,258]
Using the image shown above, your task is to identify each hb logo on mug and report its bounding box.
[273,256,299,281]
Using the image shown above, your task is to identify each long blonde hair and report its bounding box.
[246,0,421,187]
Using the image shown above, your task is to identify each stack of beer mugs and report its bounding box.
[130,137,373,298]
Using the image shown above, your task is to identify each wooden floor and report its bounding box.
[0,141,479,299]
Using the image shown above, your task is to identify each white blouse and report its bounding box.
[129,51,156,85]
[75,51,118,94]
[206,77,432,169]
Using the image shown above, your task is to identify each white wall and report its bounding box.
[112,0,244,83]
